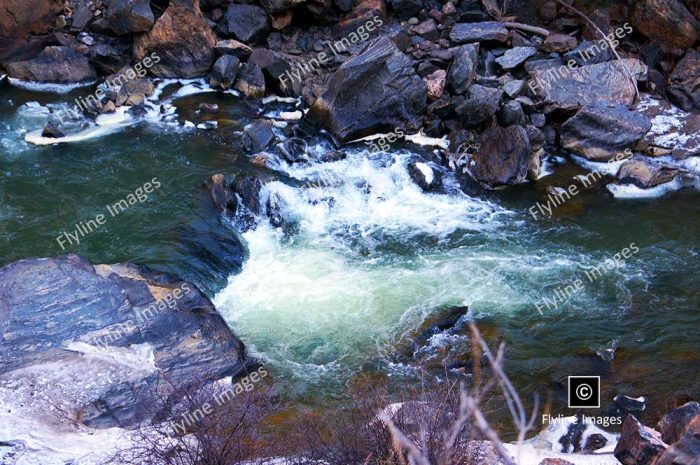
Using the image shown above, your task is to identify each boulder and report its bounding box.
[103,0,154,35]
[563,40,613,67]
[667,49,700,112]
[215,39,254,59]
[88,41,132,75]
[259,0,306,14]
[616,158,680,188]
[454,84,503,127]
[495,46,537,70]
[70,0,94,31]
[307,36,427,143]
[235,63,266,99]
[334,0,386,34]
[0,0,62,62]
[658,402,700,445]
[248,48,291,92]
[447,43,479,95]
[630,0,699,49]
[561,104,651,161]
[408,162,440,191]
[657,415,700,465]
[528,59,647,112]
[235,177,263,215]
[614,394,648,414]
[469,125,533,186]
[0,255,251,428]
[614,415,668,465]
[449,21,508,43]
[209,55,240,90]
[205,174,238,218]
[218,4,270,44]
[133,0,216,78]
[6,46,96,83]
[498,100,526,126]
[116,78,155,106]
[242,119,276,153]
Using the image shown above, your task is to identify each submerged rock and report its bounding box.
[0,254,251,428]
[408,161,441,191]
[561,104,652,161]
[133,0,215,78]
[6,46,96,83]
[205,173,238,218]
[307,36,427,143]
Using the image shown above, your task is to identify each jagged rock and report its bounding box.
[103,0,154,35]
[498,100,526,126]
[561,104,651,161]
[218,4,270,44]
[658,402,700,445]
[616,158,680,188]
[454,84,503,127]
[563,40,613,67]
[248,48,291,91]
[503,79,525,98]
[71,0,94,31]
[206,173,238,218]
[242,119,276,153]
[425,69,446,100]
[469,125,533,186]
[528,59,647,112]
[333,0,386,35]
[209,55,240,90]
[215,39,253,59]
[657,415,700,465]
[447,43,479,95]
[449,21,508,43]
[408,162,440,191]
[541,34,578,53]
[667,49,700,112]
[495,46,537,70]
[88,41,131,75]
[235,63,266,99]
[614,415,668,465]
[0,254,251,428]
[116,78,155,106]
[133,0,215,78]
[307,36,427,143]
[413,19,438,40]
[6,46,96,83]
[630,0,699,49]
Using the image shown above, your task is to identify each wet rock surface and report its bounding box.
[6,46,96,83]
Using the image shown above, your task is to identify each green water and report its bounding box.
[1,80,699,429]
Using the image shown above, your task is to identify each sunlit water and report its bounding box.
[1,80,699,425]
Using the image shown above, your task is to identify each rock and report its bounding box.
[215,39,253,59]
[198,103,219,113]
[116,78,155,106]
[333,0,386,35]
[413,19,438,40]
[218,4,270,44]
[260,0,305,15]
[209,55,240,90]
[392,0,422,20]
[0,0,63,62]
[454,84,503,127]
[529,59,648,113]
[235,63,266,99]
[0,255,251,428]
[425,69,446,100]
[584,433,609,452]
[248,48,291,90]
[469,125,533,186]
[667,49,700,112]
[561,104,652,161]
[205,174,238,218]
[408,162,440,191]
[537,1,557,22]
[279,137,309,163]
[307,36,427,143]
[541,34,578,53]
[616,158,680,188]
[498,100,526,126]
[447,43,479,95]
[614,415,668,465]
[657,415,700,465]
[41,122,65,138]
[563,40,613,67]
[133,0,215,78]
[242,119,276,153]
[71,0,94,31]
[495,46,537,70]
[503,79,525,98]
[6,46,96,83]
[103,0,154,34]
[449,21,508,43]
[630,0,699,49]
[531,113,546,127]
[235,177,263,215]
[658,402,700,445]
[88,41,131,75]
[271,10,294,30]
[614,394,648,413]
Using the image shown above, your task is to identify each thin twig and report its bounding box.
[504,22,550,37]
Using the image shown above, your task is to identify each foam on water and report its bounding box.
[8,78,96,94]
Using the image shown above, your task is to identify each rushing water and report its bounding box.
[1,79,699,428]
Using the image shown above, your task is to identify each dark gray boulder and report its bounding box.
[0,254,251,428]
[449,22,508,43]
[657,402,700,445]
[205,173,238,218]
[103,0,154,35]
[218,4,270,44]
[6,46,96,83]
[408,161,441,191]
[248,48,291,92]
[242,119,276,153]
[667,49,700,112]
[563,40,613,67]
[209,55,240,90]
[469,125,533,186]
[657,415,700,465]
[236,63,266,99]
[561,104,651,161]
[616,158,680,188]
[307,36,427,143]
[454,84,503,127]
[447,43,479,95]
